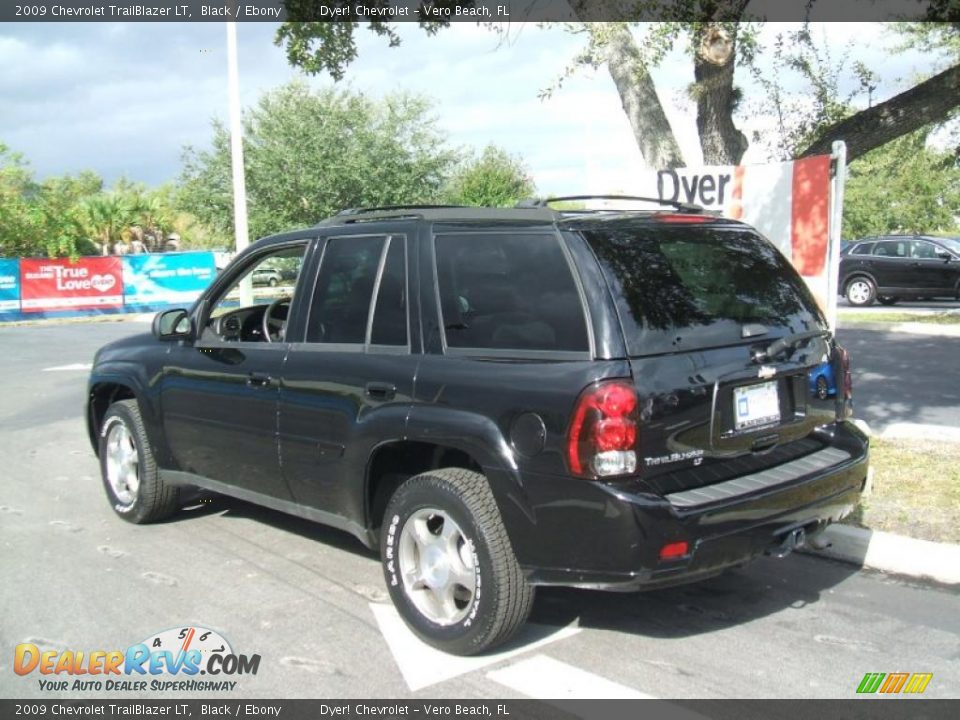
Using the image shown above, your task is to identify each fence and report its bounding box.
[0,251,218,322]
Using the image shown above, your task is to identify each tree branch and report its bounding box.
[799,62,960,161]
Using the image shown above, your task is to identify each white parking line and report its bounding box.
[42,363,93,372]
[370,603,580,692]
[487,654,655,699]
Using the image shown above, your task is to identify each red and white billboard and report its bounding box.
[20,257,124,313]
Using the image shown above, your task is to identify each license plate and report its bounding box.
[734,381,781,430]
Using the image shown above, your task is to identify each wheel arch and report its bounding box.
[364,407,534,550]
[87,375,159,458]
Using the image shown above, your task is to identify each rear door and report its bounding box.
[870,239,913,290]
[582,222,839,496]
[278,231,418,521]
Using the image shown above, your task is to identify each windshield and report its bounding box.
[936,237,960,256]
[583,224,828,356]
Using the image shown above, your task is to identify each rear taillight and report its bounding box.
[836,346,853,420]
[838,347,853,400]
[567,380,638,478]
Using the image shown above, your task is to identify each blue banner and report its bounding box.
[0,258,20,313]
[122,252,217,309]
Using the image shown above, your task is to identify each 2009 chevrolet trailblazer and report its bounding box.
[87,198,869,655]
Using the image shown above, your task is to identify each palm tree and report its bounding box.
[78,194,134,255]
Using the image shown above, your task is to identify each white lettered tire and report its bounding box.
[381,468,534,655]
[98,399,178,524]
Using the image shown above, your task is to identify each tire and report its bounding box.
[269,277,279,287]
[845,277,877,307]
[877,296,899,306]
[381,468,534,656]
[98,399,178,524]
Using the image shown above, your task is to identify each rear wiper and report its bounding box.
[754,329,829,362]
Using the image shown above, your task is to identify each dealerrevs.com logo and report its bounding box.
[13,626,260,692]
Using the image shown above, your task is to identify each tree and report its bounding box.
[178,82,460,240]
[276,2,960,168]
[0,143,42,257]
[842,130,960,238]
[444,146,536,207]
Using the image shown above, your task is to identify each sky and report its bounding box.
[0,20,948,198]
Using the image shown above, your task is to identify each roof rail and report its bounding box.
[336,204,469,216]
[521,195,706,214]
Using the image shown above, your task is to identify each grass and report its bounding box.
[838,312,960,325]
[844,438,960,543]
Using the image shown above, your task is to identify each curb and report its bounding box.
[803,524,960,586]
[838,320,960,337]
[0,313,154,328]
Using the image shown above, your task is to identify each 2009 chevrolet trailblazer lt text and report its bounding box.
[87,198,869,655]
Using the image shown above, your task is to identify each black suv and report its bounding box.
[87,198,868,655]
[840,235,960,306]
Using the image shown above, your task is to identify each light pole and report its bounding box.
[226,15,252,305]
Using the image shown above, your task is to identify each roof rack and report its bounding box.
[336,204,469,216]
[520,195,706,214]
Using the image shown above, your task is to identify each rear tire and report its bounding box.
[845,277,877,307]
[98,399,178,524]
[381,468,534,655]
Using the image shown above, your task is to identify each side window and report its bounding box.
[370,238,408,347]
[911,241,939,259]
[306,236,384,344]
[435,232,589,353]
[873,241,908,258]
[204,243,307,343]
[851,243,873,256]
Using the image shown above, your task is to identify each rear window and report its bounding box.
[583,225,827,356]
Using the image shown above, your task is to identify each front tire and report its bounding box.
[845,277,877,307]
[99,400,178,524]
[381,468,534,655]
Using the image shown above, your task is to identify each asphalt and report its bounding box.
[0,320,957,700]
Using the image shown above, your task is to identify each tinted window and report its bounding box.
[851,243,873,256]
[370,237,408,346]
[873,240,908,258]
[435,233,589,352]
[306,236,384,343]
[583,225,826,356]
[911,241,940,259]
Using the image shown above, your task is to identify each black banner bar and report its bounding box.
[0,0,951,23]
[1,700,958,720]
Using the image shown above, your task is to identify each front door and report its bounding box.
[160,239,312,500]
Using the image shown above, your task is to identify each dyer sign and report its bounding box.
[20,257,124,312]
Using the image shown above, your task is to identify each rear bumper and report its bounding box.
[514,422,869,590]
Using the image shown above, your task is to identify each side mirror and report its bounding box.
[152,308,192,340]
[935,249,952,261]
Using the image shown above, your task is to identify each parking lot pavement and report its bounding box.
[1,321,958,700]
[835,326,960,433]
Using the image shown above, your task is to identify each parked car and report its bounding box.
[251,267,282,287]
[808,361,837,400]
[87,198,868,655]
[839,235,960,306]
